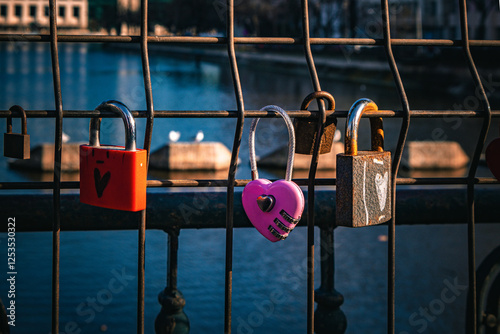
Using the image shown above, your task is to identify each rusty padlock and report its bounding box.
[294,91,336,155]
[80,100,147,212]
[336,98,391,227]
[4,105,30,159]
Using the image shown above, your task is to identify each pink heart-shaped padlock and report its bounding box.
[486,137,500,180]
[242,105,305,242]
[243,179,304,242]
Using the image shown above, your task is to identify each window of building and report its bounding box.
[73,6,80,18]
[44,6,49,16]
[14,5,22,17]
[0,5,7,18]
[59,6,65,17]
[30,5,36,17]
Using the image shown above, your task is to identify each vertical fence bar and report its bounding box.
[379,0,412,333]
[167,231,178,296]
[48,0,63,331]
[140,0,155,156]
[224,0,245,332]
[137,0,155,331]
[301,2,327,333]
[457,1,492,333]
[306,96,325,334]
[314,226,346,334]
[137,208,146,334]
[155,229,189,334]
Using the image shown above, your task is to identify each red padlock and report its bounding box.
[80,100,147,211]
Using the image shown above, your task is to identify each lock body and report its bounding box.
[336,151,391,227]
[4,133,30,159]
[80,145,147,212]
[336,98,391,227]
[294,118,336,154]
[294,91,336,155]
[244,105,305,242]
[242,179,304,242]
[4,105,30,159]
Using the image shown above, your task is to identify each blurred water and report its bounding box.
[0,43,499,333]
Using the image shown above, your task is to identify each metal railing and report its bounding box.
[0,0,499,333]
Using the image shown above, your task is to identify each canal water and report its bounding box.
[0,43,499,333]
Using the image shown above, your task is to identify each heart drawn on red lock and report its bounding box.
[242,105,305,242]
[485,137,500,180]
[94,168,111,198]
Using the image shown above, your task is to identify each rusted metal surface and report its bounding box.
[1,34,500,47]
[224,0,246,331]
[336,151,392,227]
[0,176,498,191]
[300,0,331,330]
[138,0,155,328]
[47,0,64,330]
[0,109,499,119]
[343,100,384,156]
[456,0,493,331]
[294,91,336,155]
[379,0,413,329]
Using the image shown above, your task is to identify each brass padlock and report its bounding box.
[4,105,30,159]
[294,91,336,155]
[336,98,391,227]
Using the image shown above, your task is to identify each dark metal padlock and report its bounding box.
[4,105,30,159]
[336,98,391,227]
[294,91,336,155]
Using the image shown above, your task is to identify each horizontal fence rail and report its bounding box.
[0,177,499,190]
[1,35,500,47]
[1,109,500,118]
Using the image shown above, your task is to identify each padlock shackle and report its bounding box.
[345,98,384,156]
[300,91,335,117]
[89,100,136,151]
[7,105,27,135]
[249,105,295,182]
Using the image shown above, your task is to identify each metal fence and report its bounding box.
[0,0,499,333]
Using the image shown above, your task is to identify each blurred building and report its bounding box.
[0,0,497,38]
[0,0,88,30]
[355,0,500,39]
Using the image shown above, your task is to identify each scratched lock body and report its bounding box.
[336,99,391,227]
[294,91,336,155]
[80,100,147,212]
